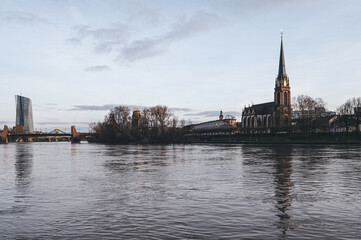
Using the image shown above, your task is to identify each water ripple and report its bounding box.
[0,143,361,239]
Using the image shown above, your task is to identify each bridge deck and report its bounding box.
[8,133,71,137]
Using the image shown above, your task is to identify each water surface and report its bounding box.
[1,143,360,239]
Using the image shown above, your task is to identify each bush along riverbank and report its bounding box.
[88,105,361,145]
[89,105,186,144]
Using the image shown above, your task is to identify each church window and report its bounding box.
[263,116,267,127]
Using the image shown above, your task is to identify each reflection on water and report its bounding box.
[0,143,361,239]
[15,144,33,188]
[273,146,293,239]
[13,144,33,218]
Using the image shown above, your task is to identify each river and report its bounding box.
[1,142,360,239]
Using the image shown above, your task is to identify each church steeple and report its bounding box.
[274,30,291,128]
[278,31,286,78]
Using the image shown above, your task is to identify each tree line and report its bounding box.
[336,97,361,132]
[291,95,328,133]
[90,96,361,144]
[292,95,361,133]
[89,105,186,143]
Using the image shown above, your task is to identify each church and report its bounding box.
[242,34,291,133]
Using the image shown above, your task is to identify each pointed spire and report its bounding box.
[278,30,286,78]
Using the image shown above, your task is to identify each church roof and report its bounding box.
[244,102,275,115]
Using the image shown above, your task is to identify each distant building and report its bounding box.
[330,113,361,133]
[289,107,336,133]
[242,34,291,132]
[219,111,224,120]
[356,107,361,132]
[188,111,237,135]
[132,109,141,134]
[15,95,34,132]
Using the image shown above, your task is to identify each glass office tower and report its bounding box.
[15,95,34,132]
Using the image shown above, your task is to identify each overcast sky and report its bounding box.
[1,0,361,131]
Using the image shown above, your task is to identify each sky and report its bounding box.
[1,0,361,132]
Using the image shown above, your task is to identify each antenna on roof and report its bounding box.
[280,29,284,39]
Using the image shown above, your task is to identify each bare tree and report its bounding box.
[140,108,151,136]
[172,115,178,129]
[292,95,327,133]
[150,105,172,135]
[90,104,181,143]
[180,119,186,128]
[292,95,326,113]
[89,122,102,134]
[291,97,298,112]
[353,98,361,132]
[171,115,178,138]
[110,106,131,131]
[337,97,361,132]
[337,100,353,115]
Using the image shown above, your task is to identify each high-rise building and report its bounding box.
[15,95,34,132]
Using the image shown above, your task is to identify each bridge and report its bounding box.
[0,125,94,144]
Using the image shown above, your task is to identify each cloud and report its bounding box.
[37,121,91,126]
[184,111,221,117]
[66,37,82,45]
[67,4,86,26]
[68,104,193,112]
[123,0,161,26]
[184,110,240,118]
[69,104,118,111]
[84,65,110,72]
[169,107,192,112]
[74,24,129,42]
[120,11,219,61]
[120,38,167,62]
[69,104,148,111]
[210,0,313,14]
[68,11,219,62]
[67,23,130,54]
[0,11,54,25]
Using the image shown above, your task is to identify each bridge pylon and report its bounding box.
[0,125,9,144]
[71,125,81,143]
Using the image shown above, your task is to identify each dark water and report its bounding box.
[0,143,360,239]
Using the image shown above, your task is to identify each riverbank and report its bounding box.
[179,133,361,144]
[3,133,361,145]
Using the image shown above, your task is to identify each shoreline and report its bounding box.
[3,132,361,145]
